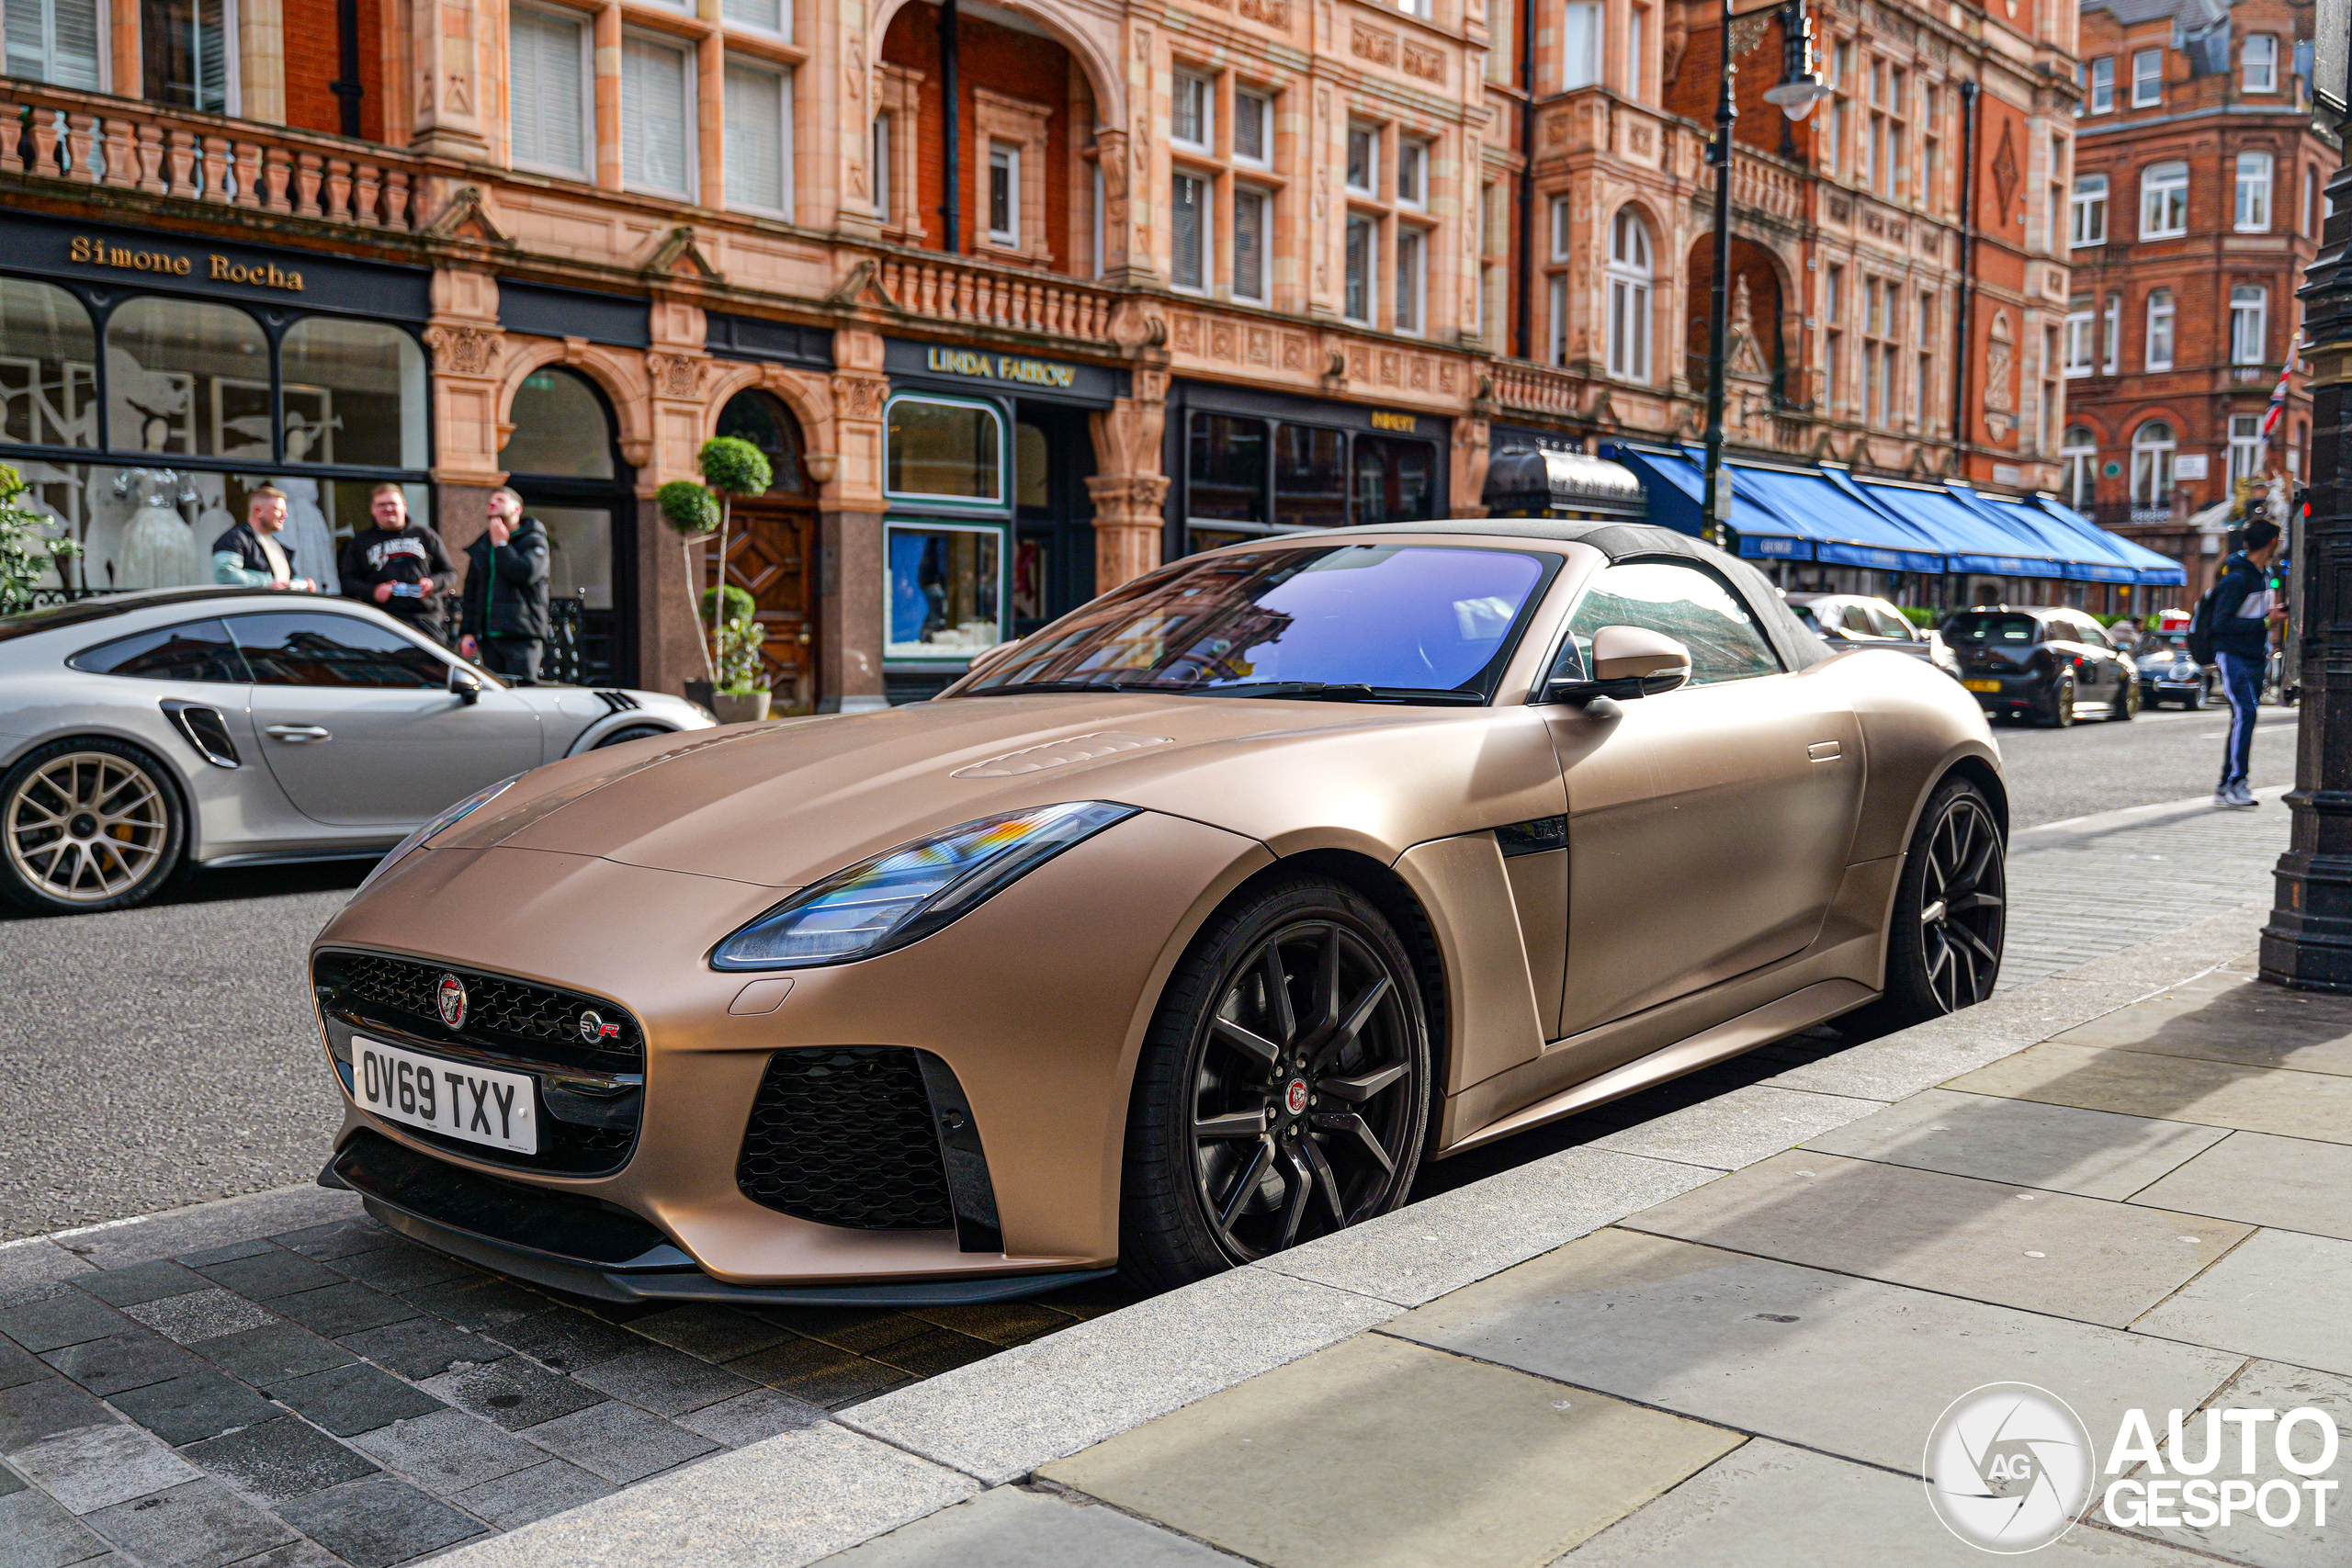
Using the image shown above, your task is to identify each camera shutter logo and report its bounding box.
[1924,1382,2095,1552]
[435,974,468,1030]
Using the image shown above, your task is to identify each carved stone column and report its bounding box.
[1087,367,1170,591]
[1451,416,1491,520]
[824,328,891,712]
[422,268,505,557]
[411,0,489,160]
[1093,127,1132,281]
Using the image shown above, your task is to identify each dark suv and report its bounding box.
[1944,606,2139,727]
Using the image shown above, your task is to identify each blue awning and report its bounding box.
[2020,496,2188,586]
[1604,446,1946,573]
[1829,474,2067,579]
[1950,488,2139,584]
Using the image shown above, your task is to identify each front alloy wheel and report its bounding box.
[1122,875,1430,1290]
[2044,674,2076,728]
[1,739,185,913]
[1871,776,2007,1026]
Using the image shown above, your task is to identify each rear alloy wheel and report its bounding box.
[2109,673,2139,721]
[1871,777,2006,1026]
[2043,674,2076,728]
[1,739,185,914]
[1121,875,1430,1291]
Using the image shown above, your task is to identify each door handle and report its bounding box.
[266,724,333,743]
[1807,741,1842,761]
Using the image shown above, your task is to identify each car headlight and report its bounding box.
[710,801,1139,971]
[353,774,523,898]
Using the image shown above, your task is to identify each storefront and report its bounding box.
[0,211,432,603]
[877,339,1122,702]
[1165,380,1451,558]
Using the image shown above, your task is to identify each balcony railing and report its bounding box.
[872,252,1118,343]
[1491,360,1584,419]
[0,82,425,231]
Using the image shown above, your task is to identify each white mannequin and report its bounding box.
[112,468,201,589]
[279,415,343,594]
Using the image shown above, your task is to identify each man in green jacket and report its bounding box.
[458,488,552,683]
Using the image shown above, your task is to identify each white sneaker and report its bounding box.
[2233,783,2260,807]
[2215,789,2236,809]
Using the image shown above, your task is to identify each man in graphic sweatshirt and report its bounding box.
[339,484,455,640]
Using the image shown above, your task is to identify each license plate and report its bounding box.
[1963,679,2002,693]
[351,1036,537,1155]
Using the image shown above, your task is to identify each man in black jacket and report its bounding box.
[2210,517,2285,809]
[340,485,455,640]
[210,484,316,591]
[458,487,552,682]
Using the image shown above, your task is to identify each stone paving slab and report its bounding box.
[1038,1334,1744,1568]
[1582,1084,1888,1170]
[1382,1228,2245,1475]
[1947,1043,2352,1143]
[2124,1131,2352,1242]
[1799,1088,2231,1200]
[815,1483,1249,1567]
[2119,1359,2352,1568]
[1619,1148,2253,1326]
[2050,983,2352,1075]
[2132,1228,2352,1377]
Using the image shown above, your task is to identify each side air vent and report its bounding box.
[161,700,240,768]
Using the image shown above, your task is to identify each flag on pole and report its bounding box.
[2261,329,2301,440]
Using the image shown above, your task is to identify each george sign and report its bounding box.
[2175,454,2211,479]
[70,233,304,291]
[1370,411,1420,433]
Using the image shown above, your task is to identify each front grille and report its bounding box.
[737,1049,952,1230]
[316,951,643,1074]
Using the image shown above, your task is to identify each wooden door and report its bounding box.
[718,498,818,711]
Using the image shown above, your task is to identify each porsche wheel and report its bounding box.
[1121,875,1430,1291]
[1,739,186,915]
[2109,674,2139,721]
[1871,776,2005,1027]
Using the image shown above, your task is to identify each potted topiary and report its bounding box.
[656,478,720,707]
[702,583,772,723]
[695,435,773,681]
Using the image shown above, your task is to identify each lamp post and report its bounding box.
[2261,12,2350,988]
[1700,0,1828,547]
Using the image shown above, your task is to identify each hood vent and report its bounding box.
[952,731,1172,779]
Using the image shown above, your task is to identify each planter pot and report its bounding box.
[710,690,773,725]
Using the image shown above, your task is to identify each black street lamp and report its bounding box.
[2262,12,2351,988]
[1701,1,1828,547]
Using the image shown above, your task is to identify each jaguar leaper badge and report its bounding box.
[435,974,468,1029]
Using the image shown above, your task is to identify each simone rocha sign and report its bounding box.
[68,234,306,291]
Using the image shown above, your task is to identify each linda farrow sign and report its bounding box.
[924,346,1075,387]
[68,234,306,291]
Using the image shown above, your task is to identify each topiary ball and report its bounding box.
[657,479,719,536]
[698,435,773,498]
[701,583,758,622]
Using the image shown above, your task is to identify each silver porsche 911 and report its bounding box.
[0,588,712,914]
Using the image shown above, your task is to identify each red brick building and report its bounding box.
[2066,0,2332,601]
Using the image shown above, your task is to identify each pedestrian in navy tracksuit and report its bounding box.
[2210,517,2285,809]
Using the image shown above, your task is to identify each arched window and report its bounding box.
[104,297,267,457]
[2061,426,2098,510]
[0,279,96,449]
[500,367,616,479]
[714,389,806,493]
[1605,209,1653,382]
[2143,289,2174,371]
[279,319,427,471]
[2131,421,2176,507]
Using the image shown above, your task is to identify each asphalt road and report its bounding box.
[0,699,2307,1239]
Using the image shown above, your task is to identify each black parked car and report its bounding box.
[1787,592,1964,681]
[1944,606,2139,727]
[2133,629,2214,709]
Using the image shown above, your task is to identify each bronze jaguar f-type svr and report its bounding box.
[311,519,2007,1303]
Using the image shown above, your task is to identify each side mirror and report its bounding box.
[448,664,482,706]
[1543,625,1693,705]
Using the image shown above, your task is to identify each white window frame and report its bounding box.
[871,112,891,217]
[719,0,790,39]
[1548,273,1569,367]
[1233,88,1272,169]
[2132,48,2162,107]
[1345,123,1378,197]
[1395,225,1426,336]
[6,0,107,90]
[1563,1,1602,89]
[986,141,1020,247]
[509,4,594,180]
[2229,414,2264,484]
[2070,174,2107,247]
[1170,168,1211,295]
[2064,308,2095,377]
[2234,152,2272,232]
[2103,294,2120,375]
[619,28,696,199]
[2062,427,2098,508]
[2140,162,2188,239]
[2144,289,2174,371]
[1396,138,1427,210]
[2131,422,2175,506]
[1171,71,1213,152]
[1344,212,1377,326]
[721,57,793,219]
[1231,184,1270,304]
[2230,286,2267,367]
[883,392,1008,507]
[1551,196,1572,261]
[1605,209,1652,383]
[2088,56,2113,114]
[2242,34,2277,94]
[1397,0,1430,17]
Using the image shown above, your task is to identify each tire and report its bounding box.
[2041,674,2076,728]
[1119,874,1432,1292]
[1867,775,2007,1029]
[2109,673,2139,721]
[591,724,671,750]
[2183,679,2204,712]
[0,737,187,915]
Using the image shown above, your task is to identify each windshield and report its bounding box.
[956,544,1558,703]
[1944,613,2040,646]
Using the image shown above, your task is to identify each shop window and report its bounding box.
[0,279,96,450]
[714,390,806,493]
[886,397,1002,502]
[277,319,426,472]
[1274,425,1348,531]
[724,61,792,217]
[502,368,616,479]
[104,298,268,457]
[141,0,230,113]
[1351,436,1433,526]
[622,31,695,197]
[6,0,102,88]
[887,524,1001,660]
[1014,423,1049,510]
[1188,413,1268,524]
[510,6,591,178]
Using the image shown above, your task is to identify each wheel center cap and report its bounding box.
[1284,1078,1309,1117]
[68,813,97,838]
